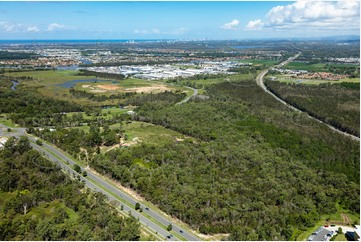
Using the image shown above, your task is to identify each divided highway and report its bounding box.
[0,124,201,241]
[256,52,360,142]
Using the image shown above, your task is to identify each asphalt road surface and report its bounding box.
[0,124,200,241]
[176,86,198,105]
[256,52,360,142]
[312,229,330,241]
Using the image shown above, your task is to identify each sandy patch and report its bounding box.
[119,137,141,147]
[82,85,91,88]
[97,84,120,90]
[90,89,107,93]
[124,85,171,93]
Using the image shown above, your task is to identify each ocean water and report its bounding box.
[0,39,175,45]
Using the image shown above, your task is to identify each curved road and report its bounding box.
[0,124,201,241]
[256,52,360,142]
[176,86,198,105]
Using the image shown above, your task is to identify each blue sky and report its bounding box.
[0,1,359,40]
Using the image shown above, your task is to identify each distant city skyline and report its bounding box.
[0,1,359,40]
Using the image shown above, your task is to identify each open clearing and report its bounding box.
[97,84,120,90]
[270,74,360,85]
[237,59,278,66]
[5,70,185,105]
[124,84,171,93]
[111,121,195,147]
[284,62,359,72]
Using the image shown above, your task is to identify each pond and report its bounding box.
[55,78,106,88]
[55,78,119,88]
[56,65,79,71]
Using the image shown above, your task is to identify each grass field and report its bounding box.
[166,73,256,91]
[4,70,94,85]
[238,59,278,66]
[76,78,181,95]
[67,120,194,153]
[198,73,255,86]
[66,107,128,120]
[115,121,194,147]
[5,70,186,106]
[284,62,359,72]
[27,199,78,222]
[270,74,360,85]
[0,114,17,128]
[333,233,347,241]
[284,62,327,72]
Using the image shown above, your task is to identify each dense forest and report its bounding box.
[28,78,360,240]
[0,136,140,240]
[0,64,359,240]
[77,70,125,80]
[85,80,359,240]
[70,88,137,103]
[0,89,83,127]
[265,81,360,136]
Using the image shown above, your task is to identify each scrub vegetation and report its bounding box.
[0,137,141,240]
[265,81,360,136]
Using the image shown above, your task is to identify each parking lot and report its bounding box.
[308,225,356,241]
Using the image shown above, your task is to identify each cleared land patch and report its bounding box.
[5,70,185,106]
[97,84,120,90]
[124,84,171,93]
[270,74,360,85]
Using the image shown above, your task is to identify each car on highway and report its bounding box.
[180,230,183,233]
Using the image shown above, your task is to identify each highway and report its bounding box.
[255,52,360,142]
[0,124,201,241]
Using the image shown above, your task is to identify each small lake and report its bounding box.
[56,65,79,71]
[11,80,19,90]
[55,79,106,88]
[55,78,119,88]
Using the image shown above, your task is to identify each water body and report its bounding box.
[56,65,79,71]
[55,78,106,88]
[0,39,175,45]
[11,81,19,90]
[80,59,92,65]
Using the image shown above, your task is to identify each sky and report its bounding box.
[0,1,359,40]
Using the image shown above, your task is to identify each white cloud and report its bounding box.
[246,19,264,30]
[260,1,360,30]
[26,26,39,32]
[245,1,360,33]
[47,23,65,31]
[133,28,187,35]
[220,19,240,30]
[0,21,40,33]
[151,28,160,34]
[134,28,161,34]
[0,21,20,32]
[167,27,188,35]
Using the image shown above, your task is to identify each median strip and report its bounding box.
[30,138,187,241]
